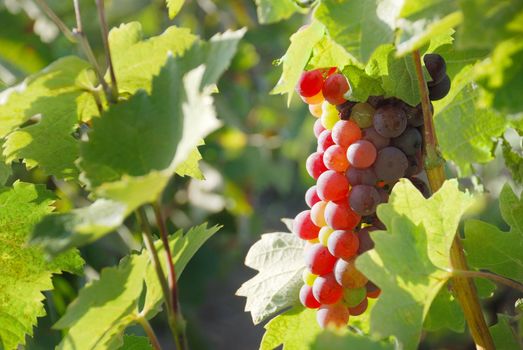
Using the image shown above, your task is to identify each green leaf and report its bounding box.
[271,21,325,105]
[356,179,475,349]
[424,287,465,332]
[314,0,401,63]
[0,143,11,184]
[395,0,461,56]
[311,330,394,350]
[308,35,356,70]
[433,65,507,175]
[255,0,302,24]
[490,314,520,350]
[120,336,152,350]
[108,22,197,94]
[175,147,204,179]
[166,0,184,19]
[342,65,385,102]
[236,232,306,324]
[464,184,523,283]
[502,137,523,185]
[260,307,322,350]
[0,181,83,350]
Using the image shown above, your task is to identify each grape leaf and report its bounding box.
[260,307,322,350]
[0,144,11,184]
[395,0,461,56]
[166,0,184,19]
[308,35,356,70]
[490,314,520,350]
[356,179,475,349]
[236,232,306,324]
[502,137,523,185]
[108,22,197,94]
[342,65,385,103]
[55,223,219,349]
[271,20,324,105]
[0,181,83,350]
[311,330,394,350]
[464,184,523,283]
[175,147,204,179]
[254,0,302,24]
[424,287,465,333]
[314,0,401,63]
[120,336,152,350]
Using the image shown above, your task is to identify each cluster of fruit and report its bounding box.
[293,56,448,328]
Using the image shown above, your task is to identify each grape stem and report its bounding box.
[412,50,495,350]
[451,269,523,294]
[33,0,76,42]
[136,315,163,350]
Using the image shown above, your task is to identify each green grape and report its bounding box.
[343,287,367,308]
[321,102,339,130]
[350,103,375,128]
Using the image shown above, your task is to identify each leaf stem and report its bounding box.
[94,0,119,103]
[136,315,163,350]
[412,50,495,350]
[72,0,113,104]
[34,0,77,43]
[153,201,188,350]
[452,269,523,293]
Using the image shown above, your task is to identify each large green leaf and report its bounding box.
[255,0,302,24]
[314,0,401,63]
[311,330,394,350]
[308,35,356,70]
[55,224,219,349]
[120,336,152,350]
[0,182,83,350]
[464,184,523,283]
[423,287,465,332]
[490,314,521,350]
[271,20,324,105]
[356,179,475,349]
[236,232,305,324]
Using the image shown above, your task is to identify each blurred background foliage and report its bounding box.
[0,0,519,349]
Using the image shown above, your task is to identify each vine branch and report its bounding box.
[136,316,163,350]
[34,0,76,43]
[412,50,495,350]
[452,269,523,294]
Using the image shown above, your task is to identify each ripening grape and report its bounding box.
[361,127,390,150]
[312,273,343,304]
[306,152,328,180]
[423,53,447,84]
[349,185,381,216]
[404,104,424,127]
[346,140,377,169]
[327,230,359,260]
[331,120,361,147]
[343,287,367,308]
[302,90,325,104]
[316,303,350,329]
[305,186,321,208]
[348,298,368,316]
[405,151,423,177]
[322,73,349,105]
[309,103,323,118]
[366,282,381,298]
[303,269,317,286]
[373,105,407,138]
[324,145,349,172]
[428,75,451,101]
[346,167,377,186]
[334,258,368,289]
[314,118,326,138]
[311,201,328,227]
[293,210,320,240]
[300,284,321,309]
[317,130,335,152]
[321,102,340,130]
[316,170,349,202]
[305,243,337,275]
[350,103,375,128]
[392,127,422,156]
[410,177,431,198]
[325,200,361,230]
[357,226,376,254]
[373,147,408,183]
[318,226,334,246]
[297,69,324,97]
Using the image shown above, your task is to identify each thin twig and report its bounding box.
[452,269,523,293]
[94,0,118,102]
[136,316,163,350]
[34,0,77,42]
[153,202,187,350]
[412,50,495,350]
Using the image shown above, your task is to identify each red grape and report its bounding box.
[293,210,320,240]
[357,226,376,254]
[305,186,321,208]
[324,200,360,230]
[346,167,377,186]
[373,147,408,183]
[299,284,321,309]
[306,152,328,180]
[316,303,350,329]
[312,273,343,304]
[316,170,349,202]
[310,201,327,227]
[348,298,368,316]
[334,258,368,288]
[362,127,390,150]
[323,145,349,172]
[349,185,381,216]
[317,130,335,152]
[366,281,381,299]
[297,69,324,97]
[332,120,361,147]
[305,243,337,275]
[314,118,326,138]
[346,140,377,169]
[373,105,407,138]
[327,230,359,260]
[322,73,349,105]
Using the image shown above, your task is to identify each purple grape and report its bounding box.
[373,147,408,183]
[346,167,377,186]
[362,127,390,150]
[392,127,422,156]
[349,185,381,216]
[373,105,407,138]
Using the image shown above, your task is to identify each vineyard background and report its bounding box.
[0,0,521,349]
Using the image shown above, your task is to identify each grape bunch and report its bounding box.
[292,60,445,328]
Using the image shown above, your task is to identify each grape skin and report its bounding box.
[346,167,377,186]
[316,303,350,329]
[373,147,408,183]
[350,103,375,128]
[327,230,359,260]
[305,243,337,275]
[314,118,326,137]
[317,130,335,152]
[392,127,422,156]
[306,152,328,180]
[297,69,324,97]
[357,226,376,254]
[332,120,361,147]
[428,74,451,101]
[322,73,349,105]
[325,200,360,230]
[362,127,390,150]
[305,186,321,208]
[423,53,447,84]
[293,210,320,240]
[349,185,381,216]
[324,145,349,172]
[334,258,368,289]
[316,170,349,202]
[310,201,328,227]
[312,272,344,304]
[300,284,321,309]
[346,140,377,169]
[348,298,368,316]
[343,287,367,308]
[373,105,407,138]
